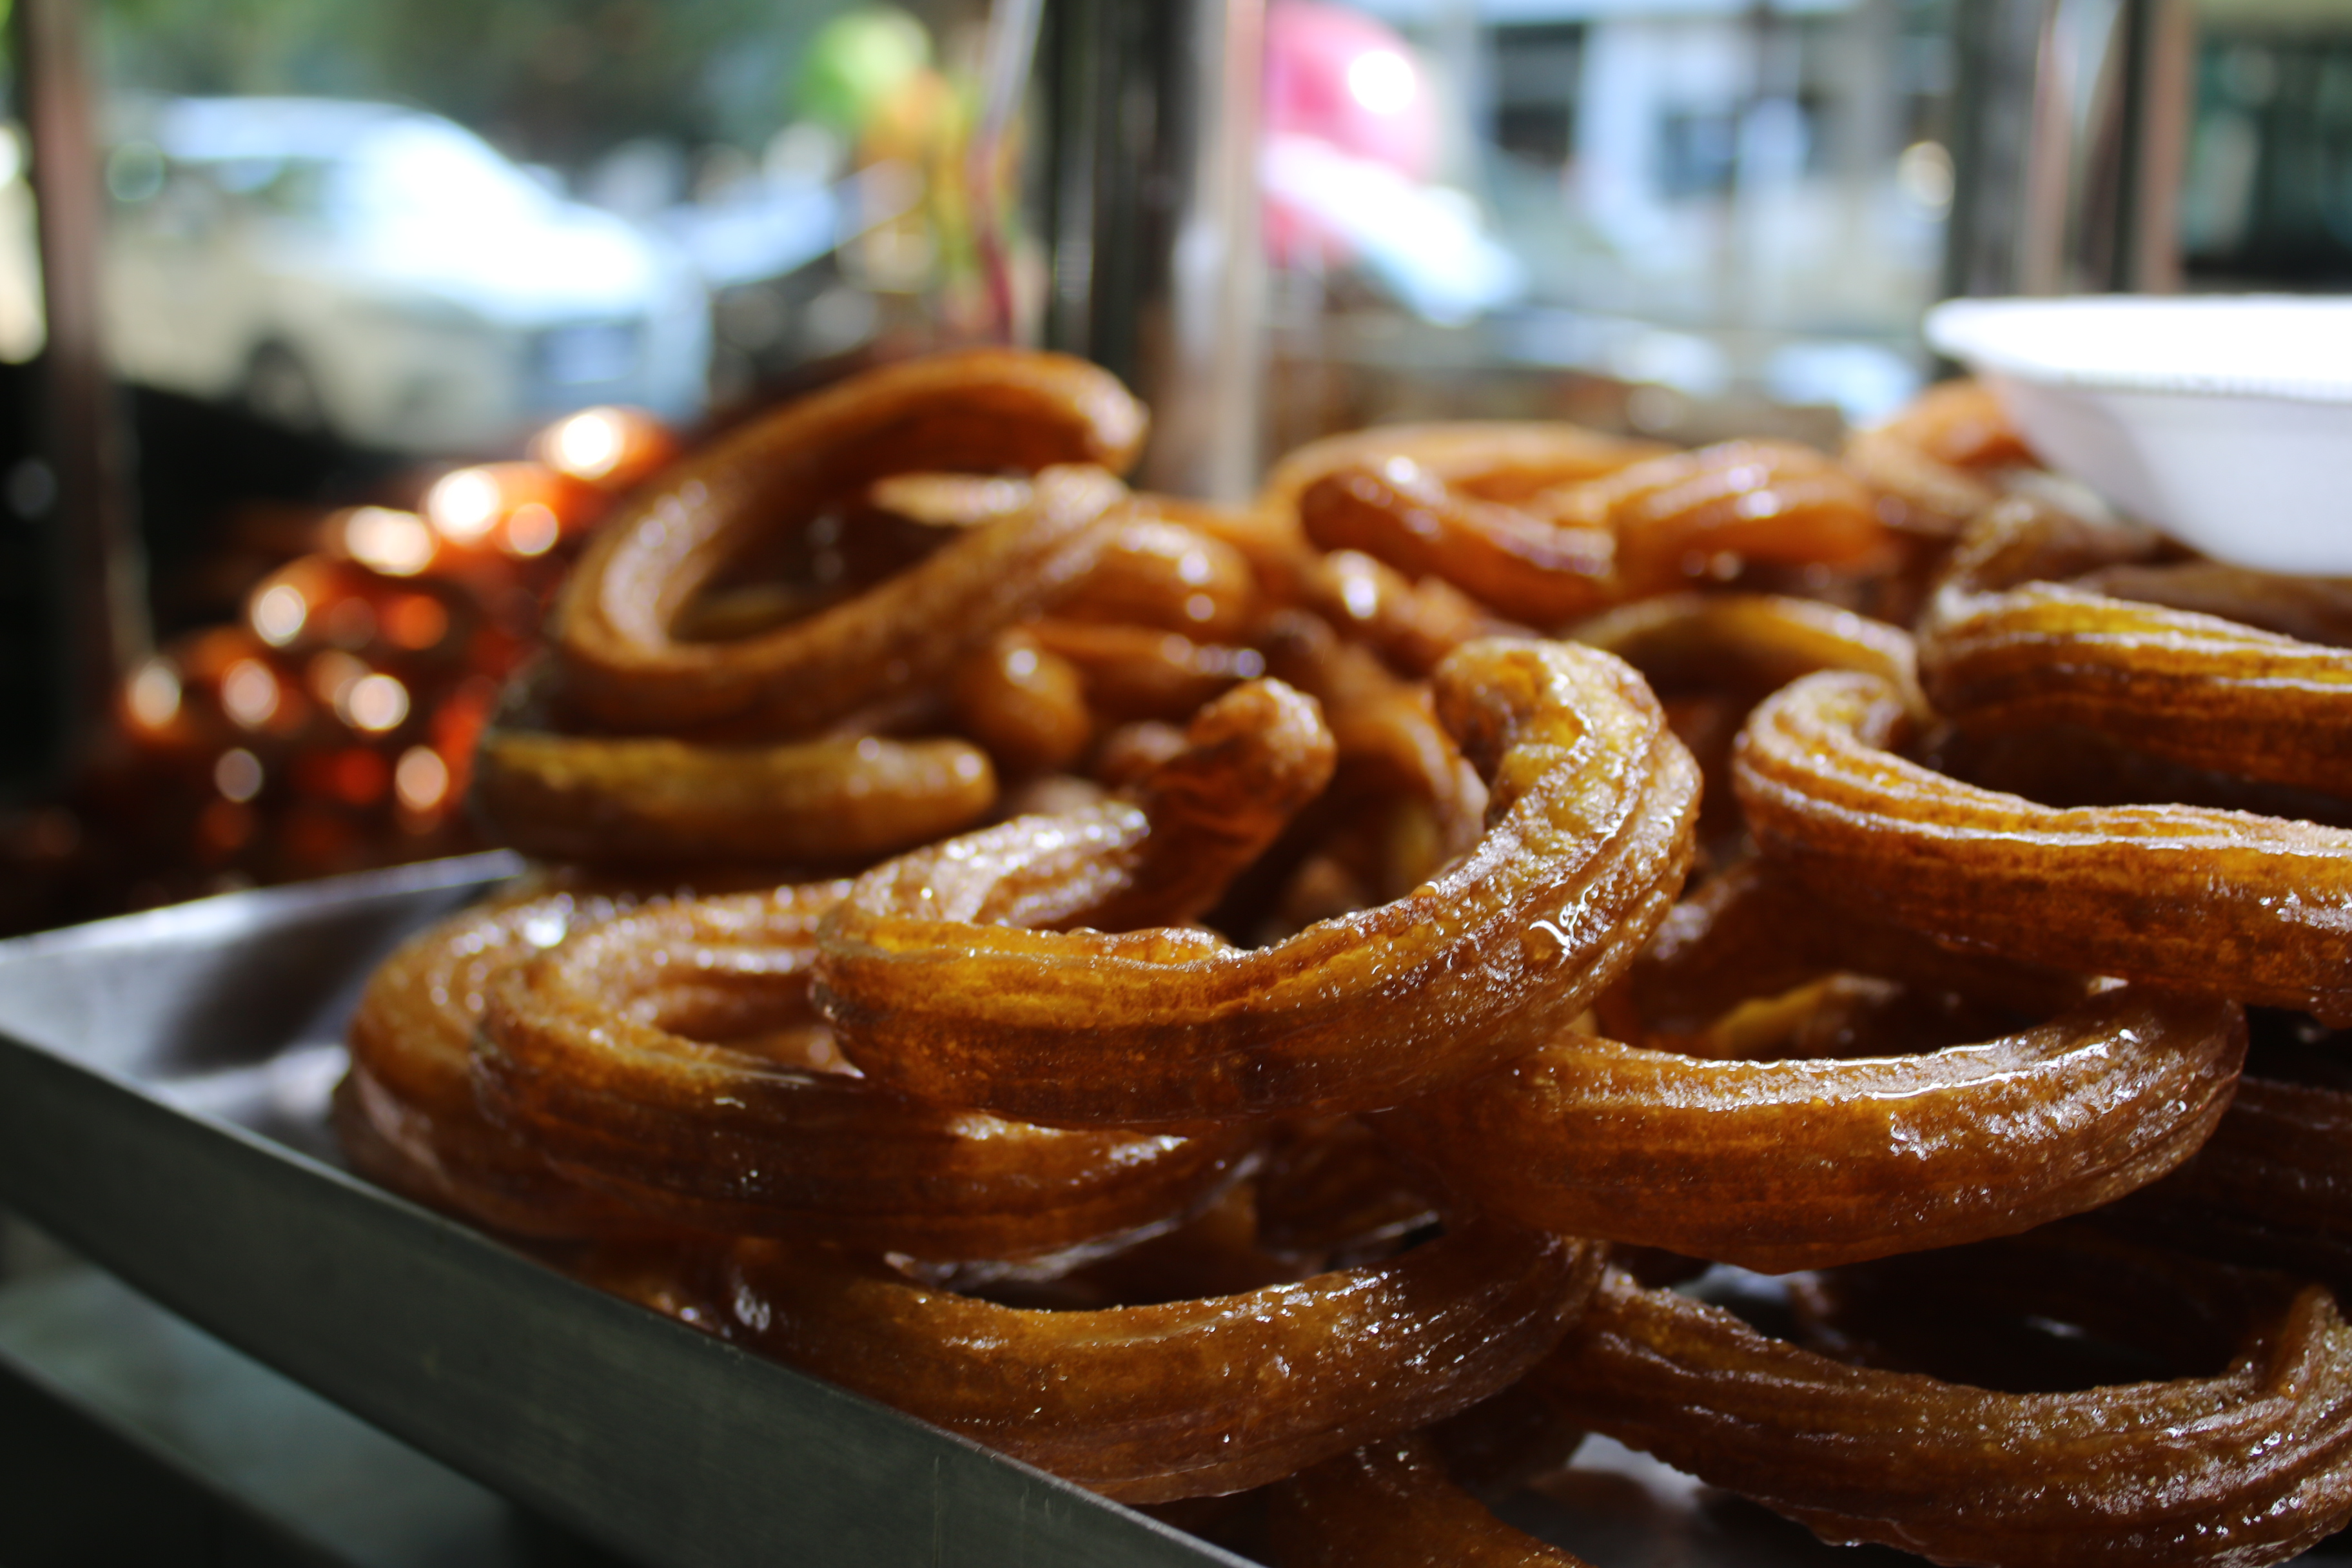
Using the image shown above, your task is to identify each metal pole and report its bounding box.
[1136,0,1263,501]
[1042,0,1265,502]
[1944,0,2056,299]
[15,0,146,776]
[1943,0,2190,299]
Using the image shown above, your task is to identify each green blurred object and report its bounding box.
[798,6,931,136]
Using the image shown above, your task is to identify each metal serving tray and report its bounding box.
[5,858,2338,1567]
[0,854,1246,1568]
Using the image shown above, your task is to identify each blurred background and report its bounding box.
[1,0,2347,930]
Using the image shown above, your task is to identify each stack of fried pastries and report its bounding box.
[337,348,2352,1567]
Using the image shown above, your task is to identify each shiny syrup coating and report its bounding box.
[476,880,1253,1262]
[1300,461,1620,625]
[1537,1262,2352,1568]
[1571,590,1921,712]
[1259,418,1666,521]
[1922,504,2352,801]
[472,730,997,865]
[341,881,685,1240]
[554,348,1146,736]
[476,683,1329,1259]
[816,639,1700,1128]
[1050,513,1261,643]
[719,1219,1603,1504]
[1301,547,1524,677]
[1266,1433,1591,1568]
[949,627,1093,775]
[1541,439,1888,595]
[1735,669,2352,1022]
[1376,985,2245,1272]
[1300,441,1886,625]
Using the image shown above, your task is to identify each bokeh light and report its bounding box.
[342,507,436,576]
[394,746,451,813]
[213,748,264,803]
[220,660,280,729]
[344,672,411,734]
[426,470,502,544]
[126,660,182,729]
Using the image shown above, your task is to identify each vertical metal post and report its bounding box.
[1943,0,2190,299]
[1041,0,1264,502]
[1138,0,1262,501]
[1944,0,2057,299]
[15,0,146,774]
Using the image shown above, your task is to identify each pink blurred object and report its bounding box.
[1264,1,1438,266]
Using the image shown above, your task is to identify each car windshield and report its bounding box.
[335,119,553,228]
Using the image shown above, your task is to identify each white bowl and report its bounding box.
[1922,295,2352,574]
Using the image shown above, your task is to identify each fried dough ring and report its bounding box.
[1299,461,1620,625]
[2107,1069,2352,1292]
[476,881,1253,1260]
[1050,514,1259,642]
[864,470,1035,529]
[471,729,996,865]
[1024,617,1266,721]
[1375,984,2244,1273]
[477,685,1327,1256]
[1921,509,2352,801]
[1570,594,1924,854]
[340,883,678,1239]
[718,1220,1604,1503]
[1735,669,2352,1021]
[1569,591,1921,714]
[1267,1433,1591,1567]
[1842,378,2035,536]
[1302,549,1524,676]
[1257,609,1481,836]
[817,677,1337,941]
[1540,440,1888,594]
[1300,444,1886,625]
[2073,560,2352,649]
[1535,1260,2352,1568]
[818,639,1699,1128]
[554,349,1144,736]
[1626,858,2088,1036]
[949,628,1093,775]
[1261,421,1667,520]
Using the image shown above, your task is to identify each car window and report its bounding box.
[337,119,553,227]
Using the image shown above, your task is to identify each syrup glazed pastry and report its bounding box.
[714,1218,1604,1504]
[1297,441,1888,625]
[1375,983,2244,1273]
[1570,591,1923,717]
[1534,1245,2352,1568]
[816,638,1699,1128]
[1842,377,2039,536]
[326,358,2352,1563]
[476,680,1332,1259]
[1734,668,2352,1022]
[473,728,997,867]
[1259,420,1668,522]
[475,880,1254,1261]
[340,879,694,1240]
[554,350,1146,737]
[1266,1433,1591,1568]
[1919,500,2352,801]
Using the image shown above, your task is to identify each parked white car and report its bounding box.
[102,97,710,452]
